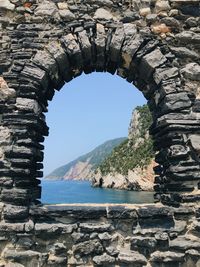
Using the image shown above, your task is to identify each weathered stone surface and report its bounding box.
[94,8,114,20]
[72,239,103,256]
[79,223,113,233]
[35,223,77,235]
[59,9,75,21]
[170,236,200,251]
[0,78,16,102]
[181,63,200,81]
[93,253,115,265]
[154,67,179,84]
[170,47,199,59]
[107,206,137,219]
[5,263,25,267]
[16,98,41,114]
[150,251,185,262]
[155,1,170,12]
[3,204,29,221]
[35,1,58,17]
[118,251,147,264]
[159,92,192,113]
[139,49,167,81]
[0,0,15,10]
[0,2,200,266]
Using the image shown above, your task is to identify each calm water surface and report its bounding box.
[41,180,154,204]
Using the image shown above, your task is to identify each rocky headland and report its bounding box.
[92,105,155,191]
[47,105,155,191]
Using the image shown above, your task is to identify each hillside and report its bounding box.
[92,105,156,191]
[45,137,126,180]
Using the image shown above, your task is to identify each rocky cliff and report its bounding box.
[92,105,155,191]
[46,138,126,180]
[47,105,155,191]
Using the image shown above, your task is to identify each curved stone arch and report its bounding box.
[0,0,200,222]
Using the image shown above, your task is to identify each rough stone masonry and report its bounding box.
[0,0,200,266]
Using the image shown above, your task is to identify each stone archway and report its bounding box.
[0,0,200,224]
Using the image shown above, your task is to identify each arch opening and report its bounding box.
[42,72,155,204]
[0,22,200,222]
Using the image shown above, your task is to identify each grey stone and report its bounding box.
[170,47,199,59]
[62,33,83,71]
[79,223,113,233]
[118,251,147,264]
[110,26,125,62]
[72,239,103,256]
[49,243,66,255]
[131,236,157,249]
[0,78,16,102]
[59,9,75,21]
[3,204,29,221]
[139,48,167,81]
[32,50,62,88]
[46,41,72,82]
[181,63,200,81]
[0,0,15,10]
[20,65,49,90]
[89,0,113,7]
[170,236,200,251]
[5,263,25,267]
[106,246,119,256]
[4,249,42,261]
[16,98,41,114]
[159,92,192,113]
[0,222,25,232]
[47,255,67,265]
[35,223,77,235]
[98,232,112,241]
[155,0,170,12]
[94,8,114,20]
[176,31,200,44]
[107,206,137,219]
[161,17,180,27]
[154,67,179,84]
[35,1,58,17]
[93,253,115,265]
[16,237,35,249]
[150,251,185,262]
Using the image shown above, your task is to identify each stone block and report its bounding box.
[118,251,147,265]
[181,63,200,81]
[150,251,185,263]
[159,92,192,113]
[0,0,15,10]
[94,8,114,20]
[93,253,115,265]
[110,26,125,63]
[35,1,58,16]
[3,204,29,221]
[72,239,103,256]
[107,206,137,219]
[79,223,113,233]
[139,48,167,81]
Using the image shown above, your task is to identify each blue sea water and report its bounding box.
[41,180,154,204]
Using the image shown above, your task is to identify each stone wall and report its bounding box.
[0,0,200,265]
[0,0,200,216]
[0,203,200,267]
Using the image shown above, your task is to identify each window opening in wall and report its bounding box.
[42,73,155,204]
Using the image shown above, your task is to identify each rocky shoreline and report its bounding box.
[92,159,155,191]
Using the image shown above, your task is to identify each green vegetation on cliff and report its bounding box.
[97,105,154,176]
[46,137,126,179]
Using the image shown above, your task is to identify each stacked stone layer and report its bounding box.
[0,204,199,266]
[0,0,199,245]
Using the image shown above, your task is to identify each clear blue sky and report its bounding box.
[43,73,146,176]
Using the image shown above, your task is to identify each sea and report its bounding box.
[41,180,154,204]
